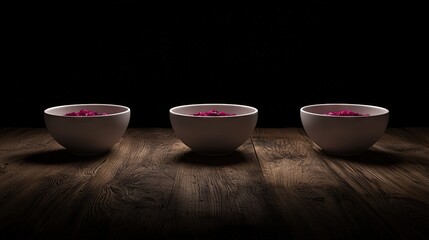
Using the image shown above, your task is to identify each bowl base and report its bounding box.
[194,151,235,157]
[313,144,365,156]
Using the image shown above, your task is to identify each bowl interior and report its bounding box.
[301,103,389,117]
[170,103,258,117]
[45,104,130,117]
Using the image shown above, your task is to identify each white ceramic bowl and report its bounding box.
[169,103,258,156]
[300,103,389,156]
[44,103,131,155]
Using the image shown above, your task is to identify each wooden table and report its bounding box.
[0,128,428,240]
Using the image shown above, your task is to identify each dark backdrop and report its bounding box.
[2,2,428,128]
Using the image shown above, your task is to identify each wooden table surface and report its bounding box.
[0,128,428,240]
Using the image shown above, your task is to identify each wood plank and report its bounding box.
[69,128,179,240]
[0,128,179,239]
[252,128,400,240]
[318,128,429,240]
[0,128,112,239]
[1,128,428,240]
[160,133,287,239]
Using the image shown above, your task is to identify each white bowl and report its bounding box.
[300,103,389,156]
[44,103,131,155]
[169,103,258,156]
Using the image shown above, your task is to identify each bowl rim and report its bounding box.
[300,103,389,117]
[44,103,131,117]
[169,103,258,118]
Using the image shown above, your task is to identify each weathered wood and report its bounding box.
[69,128,181,240]
[0,128,428,240]
[318,128,429,240]
[252,128,428,240]
[160,136,285,239]
[0,128,112,239]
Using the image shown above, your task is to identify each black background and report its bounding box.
[1,1,428,128]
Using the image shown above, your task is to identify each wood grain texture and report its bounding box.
[69,128,180,240]
[160,137,286,240]
[0,128,112,239]
[252,128,396,240]
[317,128,429,240]
[0,128,428,240]
[252,128,429,240]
